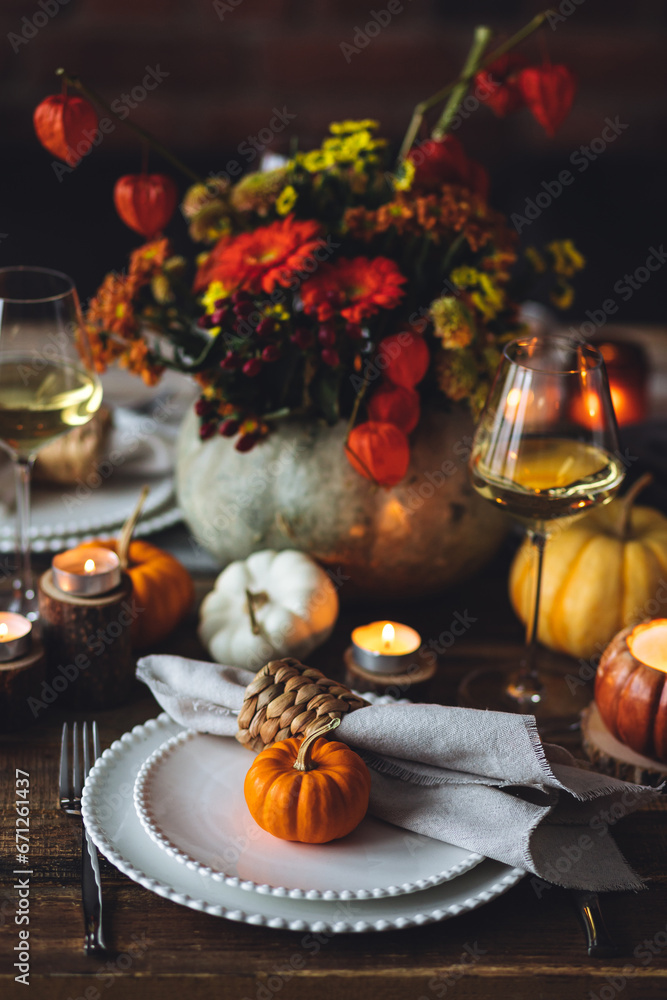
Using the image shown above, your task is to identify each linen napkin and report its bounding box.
[136,653,661,892]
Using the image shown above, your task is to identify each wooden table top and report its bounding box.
[1,542,666,1000]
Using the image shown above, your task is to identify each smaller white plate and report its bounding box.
[134,730,484,901]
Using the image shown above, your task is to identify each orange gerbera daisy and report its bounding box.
[194,215,323,294]
[301,256,407,323]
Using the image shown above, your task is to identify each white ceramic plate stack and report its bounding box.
[0,409,182,552]
[82,715,525,933]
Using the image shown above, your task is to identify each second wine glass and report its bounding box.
[459,335,625,730]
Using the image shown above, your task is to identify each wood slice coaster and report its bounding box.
[344,646,437,699]
[581,702,667,790]
[0,642,47,732]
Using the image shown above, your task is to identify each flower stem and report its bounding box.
[432,25,492,140]
[55,68,203,184]
[396,11,549,164]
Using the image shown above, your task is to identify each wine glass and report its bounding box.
[0,267,102,620]
[458,335,624,730]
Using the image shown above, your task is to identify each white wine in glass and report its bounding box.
[0,267,102,620]
[459,336,625,730]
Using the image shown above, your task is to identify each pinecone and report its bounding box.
[236,657,369,752]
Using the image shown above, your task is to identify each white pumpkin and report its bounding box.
[198,549,339,670]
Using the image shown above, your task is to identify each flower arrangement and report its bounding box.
[34,13,583,487]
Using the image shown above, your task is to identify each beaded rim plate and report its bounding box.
[133,729,486,901]
[82,715,525,932]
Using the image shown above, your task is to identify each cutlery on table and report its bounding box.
[59,721,107,954]
[571,890,618,958]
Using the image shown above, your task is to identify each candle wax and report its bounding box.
[628,619,667,674]
[352,621,421,656]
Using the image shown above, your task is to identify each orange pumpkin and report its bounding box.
[596,623,667,762]
[33,94,98,165]
[113,173,178,239]
[244,718,371,843]
[79,538,194,649]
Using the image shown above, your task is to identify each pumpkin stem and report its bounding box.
[117,485,150,570]
[617,472,653,539]
[245,589,268,636]
[293,717,341,772]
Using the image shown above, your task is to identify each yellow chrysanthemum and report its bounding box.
[301,149,336,173]
[276,185,298,216]
[430,296,475,349]
[392,159,416,192]
[329,119,379,135]
[551,281,575,310]
[450,267,505,320]
[547,239,585,278]
[201,281,228,313]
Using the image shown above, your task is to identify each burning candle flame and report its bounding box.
[0,623,7,639]
[506,388,522,410]
[382,622,395,649]
[84,559,96,574]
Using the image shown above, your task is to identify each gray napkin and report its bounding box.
[137,654,661,892]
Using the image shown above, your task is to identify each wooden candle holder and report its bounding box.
[0,642,47,732]
[38,569,136,709]
[344,645,437,699]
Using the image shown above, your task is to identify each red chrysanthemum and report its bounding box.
[194,215,323,294]
[301,256,407,324]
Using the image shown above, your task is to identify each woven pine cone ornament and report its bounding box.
[236,657,369,752]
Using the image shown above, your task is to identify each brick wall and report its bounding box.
[2,0,667,319]
[3,0,666,159]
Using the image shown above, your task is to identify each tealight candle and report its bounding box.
[0,612,32,663]
[351,620,422,675]
[52,547,121,597]
[627,619,667,674]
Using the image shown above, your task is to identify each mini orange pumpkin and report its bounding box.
[79,538,194,649]
[244,718,371,843]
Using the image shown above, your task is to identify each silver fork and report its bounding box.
[59,721,107,954]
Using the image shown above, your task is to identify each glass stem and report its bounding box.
[12,455,36,620]
[512,530,547,700]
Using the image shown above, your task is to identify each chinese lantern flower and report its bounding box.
[345,421,410,488]
[407,135,489,200]
[518,64,576,137]
[377,334,430,389]
[368,382,420,433]
[475,54,528,118]
[114,174,179,239]
[33,94,98,166]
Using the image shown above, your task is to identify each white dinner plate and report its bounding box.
[82,714,525,932]
[0,409,180,551]
[133,729,484,900]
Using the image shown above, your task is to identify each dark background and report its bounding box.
[1,0,666,324]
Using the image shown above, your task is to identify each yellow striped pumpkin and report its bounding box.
[509,480,667,660]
